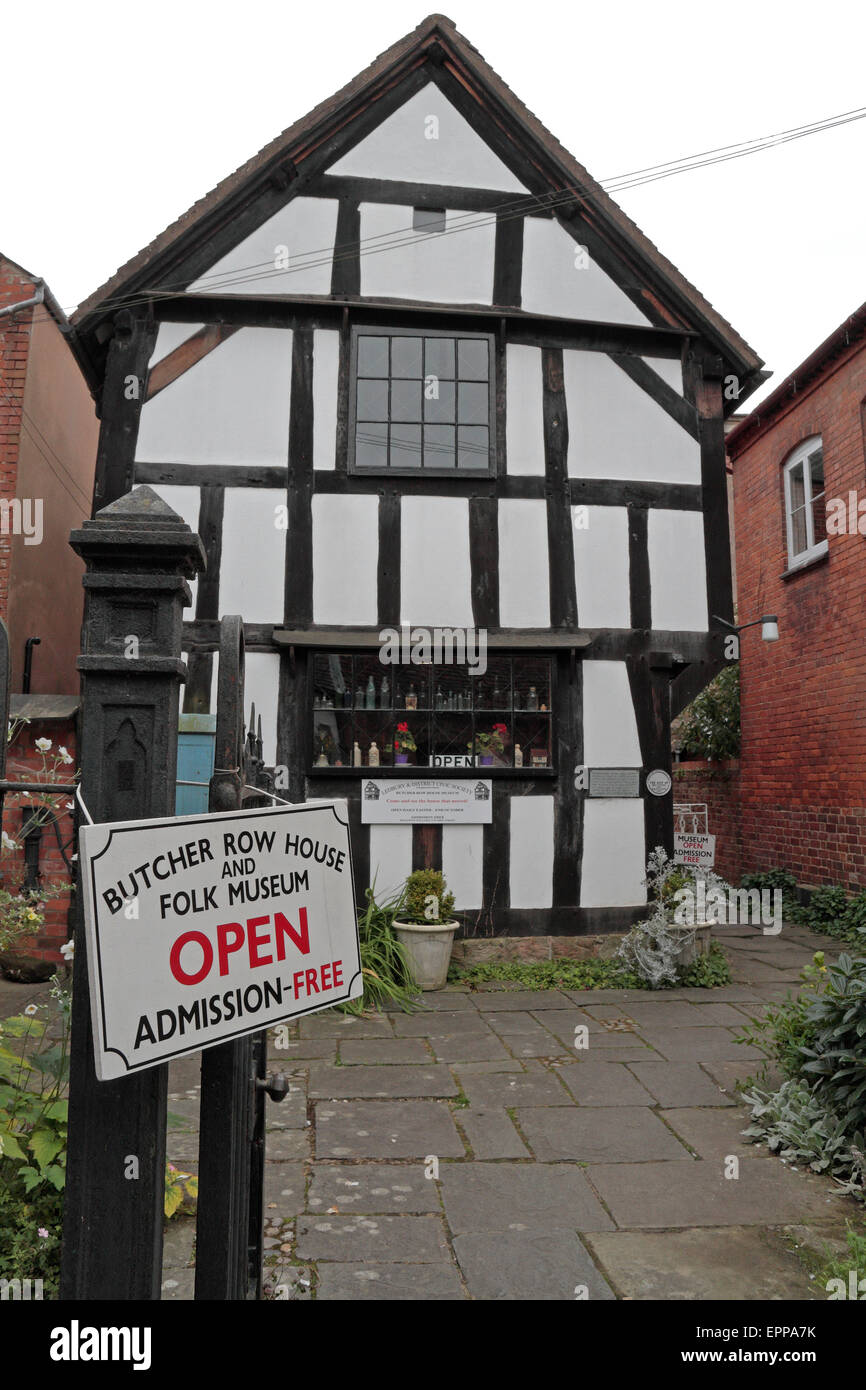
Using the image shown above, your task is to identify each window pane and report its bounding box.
[425,337,455,380]
[789,504,808,556]
[391,336,423,379]
[357,379,388,421]
[423,425,455,468]
[390,424,422,468]
[391,379,423,422]
[458,338,489,381]
[358,336,388,377]
[458,381,489,425]
[474,657,511,710]
[313,653,352,708]
[808,448,824,493]
[424,380,455,423]
[355,422,388,470]
[812,493,827,546]
[458,425,489,470]
[788,461,805,512]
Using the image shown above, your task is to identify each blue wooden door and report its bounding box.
[176,715,216,815]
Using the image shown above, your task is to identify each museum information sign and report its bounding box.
[674,832,717,868]
[361,778,492,824]
[79,802,360,1080]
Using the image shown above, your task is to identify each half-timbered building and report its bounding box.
[72,15,764,938]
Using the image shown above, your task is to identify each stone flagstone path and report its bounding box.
[158,922,856,1300]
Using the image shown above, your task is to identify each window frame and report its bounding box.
[783,436,827,570]
[347,324,497,478]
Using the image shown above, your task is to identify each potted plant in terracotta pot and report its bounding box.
[393,722,417,766]
[392,869,458,991]
[468,723,507,767]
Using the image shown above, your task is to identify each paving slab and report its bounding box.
[662,1107,757,1160]
[263,1162,306,1213]
[265,1127,312,1160]
[338,1038,432,1065]
[497,1031,572,1059]
[397,991,479,1012]
[562,988,654,1005]
[392,1010,492,1037]
[586,1227,822,1300]
[439,1161,615,1234]
[458,1108,531,1159]
[728,962,804,984]
[307,1162,441,1213]
[295,1213,450,1262]
[299,1012,395,1038]
[671,986,762,1003]
[556,1061,655,1107]
[589,1157,840,1227]
[264,1087,308,1129]
[462,1070,570,1108]
[269,1040,337,1062]
[569,1035,658,1061]
[165,1130,200,1162]
[315,1262,466,1299]
[308,1064,458,1099]
[636,1026,764,1062]
[700,1058,781,1095]
[314,1099,465,1159]
[482,1010,555,1034]
[451,1058,526,1075]
[529,1010,611,1048]
[473,989,574,1011]
[430,1033,513,1063]
[627,1061,735,1108]
[453,1230,615,1300]
[515,1106,692,1163]
[161,1270,195,1299]
[162,1218,195,1269]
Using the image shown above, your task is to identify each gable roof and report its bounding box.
[73,14,763,394]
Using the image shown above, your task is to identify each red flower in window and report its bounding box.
[397,722,409,732]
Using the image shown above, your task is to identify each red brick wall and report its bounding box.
[730,338,866,891]
[673,759,742,884]
[1,719,76,962]
[0,259,36,624]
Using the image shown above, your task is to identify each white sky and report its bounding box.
[4,0,865,406]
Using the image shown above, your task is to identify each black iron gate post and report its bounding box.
[60,486,205,1299]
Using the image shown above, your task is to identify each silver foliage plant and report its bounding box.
[741,1079,866,1200]
[616,847,729,989]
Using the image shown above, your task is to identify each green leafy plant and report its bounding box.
[740,869,801,923]
[449,940,731,993]
[0,979,71,1196]
[468,724,507,756]
[741,1078,866,1196]
[164,1163,198,1220]
[398,869,455,926]
[735,952,826,1081]
[797,945,866,1134]
[338,884,419,1016]
[393,722,417,754]
[677,663,740,760]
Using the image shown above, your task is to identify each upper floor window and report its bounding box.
[783,437,827,568]
[349,326,494,475]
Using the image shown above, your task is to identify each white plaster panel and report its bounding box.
[442,824,484,910]
[580,800,646,907]
[359,204,494,305]
[146,484,201,614]
[509,796,554,909]
[648,510,709,631]
[522,218,651,326]
[572,506,630,628]
[498,500,550,628]
[312,494,379,626]
[328,83,528,192]
[505,345,545,475]
[643,356,683,395]
[219,488,287,622]
[148,322,204,367]
[313,329,340,470]
[369,825,414,901]
[563,349,700,484]
[582,660,643,767]
[135,328,292,467]
[400,497,473,627]
[187,198,338,297]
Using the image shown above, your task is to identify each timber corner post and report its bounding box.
[60,485,205,1300]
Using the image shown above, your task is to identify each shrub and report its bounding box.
[677,663,740,760]
[742,1078,866,1196]
[398,869,455,926]
[339,884,419,1016]
[741,869,801,923]
[798,945,866,1134]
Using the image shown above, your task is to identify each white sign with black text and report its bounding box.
[674,832,717,868]
[79,801,360,1080]
[361,778,492,824]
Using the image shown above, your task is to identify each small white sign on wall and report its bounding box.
[79,802,360,1080]
[674,833,716,869]
[361,779,492,824]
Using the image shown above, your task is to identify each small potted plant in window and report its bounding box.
[393,722,417,765]
[468,723,507,767]
[392,869,458,991]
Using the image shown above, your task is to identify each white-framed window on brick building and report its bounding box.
[783,436,827,569]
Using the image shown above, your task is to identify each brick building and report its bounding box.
[0,255,99,969]
[727,300,866,892]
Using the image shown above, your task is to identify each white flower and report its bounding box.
[35,737,52,753]
[58,747,73,765]
[24,1004,38,1017]
[60,940,75,962]
[1,831,17,852]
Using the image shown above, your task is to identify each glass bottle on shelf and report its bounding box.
[354,683,364,708]
[405,683,418,710]
[353,741,362,766]
[527,686,538,711]
[435,685,444,710]
[342,687,351,708]
[514,744,523,767]
[368,741,380,767]
[380,675,389,708]
[366,676,376,709]
[492,677,502,708]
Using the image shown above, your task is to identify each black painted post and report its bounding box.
[60,486,205,1300]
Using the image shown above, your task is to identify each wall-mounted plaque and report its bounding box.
[361,779,492,824]
[588,768,641,798]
